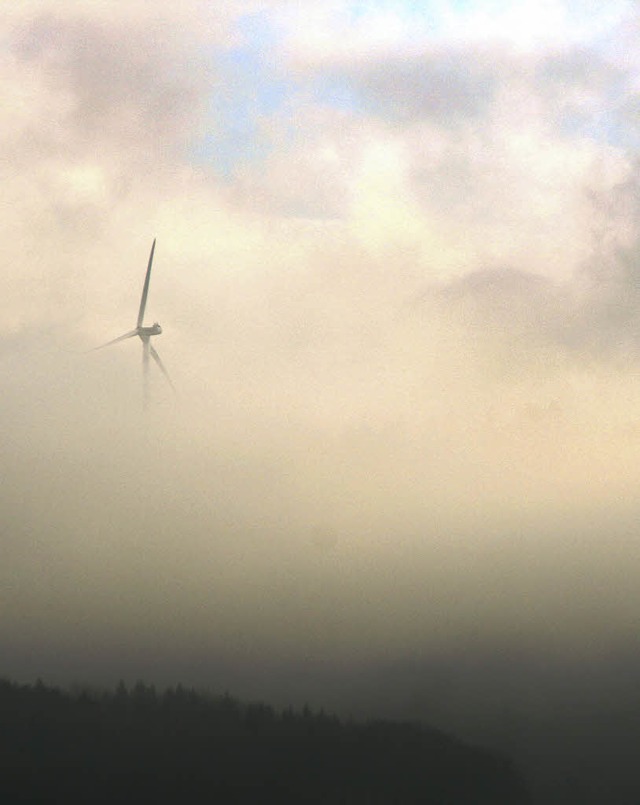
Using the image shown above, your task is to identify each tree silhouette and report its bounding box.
[0,677,530,804]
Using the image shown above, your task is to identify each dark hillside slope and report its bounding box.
[0,678,529,804]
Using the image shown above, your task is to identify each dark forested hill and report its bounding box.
[0,677,529,804]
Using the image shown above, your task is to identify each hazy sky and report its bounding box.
[2,0,640,709]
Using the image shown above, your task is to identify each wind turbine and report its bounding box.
[94,238,173,408]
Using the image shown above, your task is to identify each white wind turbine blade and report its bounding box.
[142,338,150,411]
[137,238,156,328]
[90,329,139,350]
[149,344,175,391]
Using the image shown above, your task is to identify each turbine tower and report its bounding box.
[94,238,173,408]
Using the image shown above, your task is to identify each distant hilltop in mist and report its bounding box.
[0,677,529,804]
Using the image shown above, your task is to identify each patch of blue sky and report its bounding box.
[192,4,448,177]
[578,111,640,152]
[342,0,629,48]
[556,72,640,152]
[311,75,367,114]
[345,0,435,21]
[577,118,640,152]
[191,11,292,178]
[355,0,448,37]
[428,0,627,49]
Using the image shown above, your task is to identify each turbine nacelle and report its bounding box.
[138,322,162,337]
